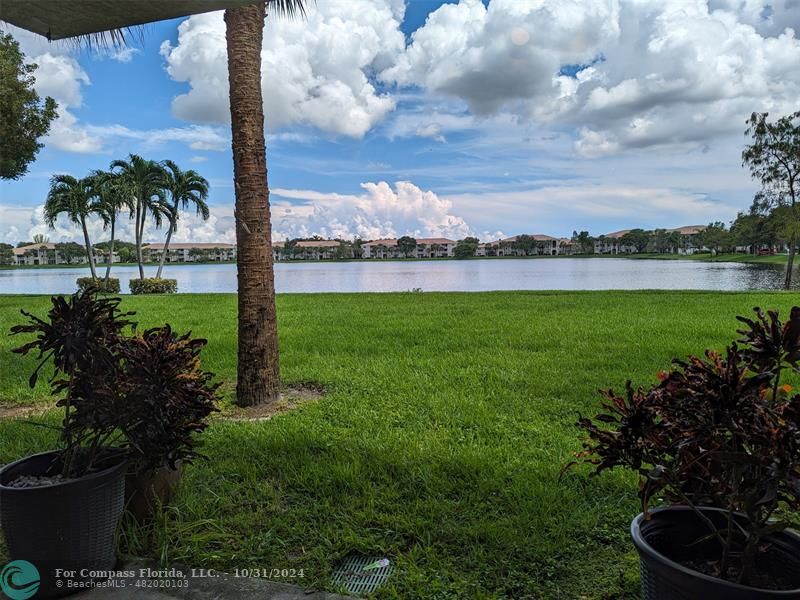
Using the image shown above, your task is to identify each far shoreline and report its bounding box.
[0,252,789,271]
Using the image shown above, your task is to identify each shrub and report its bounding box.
[11,290,218,478]
[11,291,135,477]
[570,306,800,587]
[117,325,219,471]
[129,278,177,295]
[76,277,120,294]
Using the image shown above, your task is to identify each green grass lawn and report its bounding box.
[624,252,790,264]
[0,291,797,598]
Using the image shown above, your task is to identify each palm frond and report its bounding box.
[266,0,311,19]
[62,25,146,51]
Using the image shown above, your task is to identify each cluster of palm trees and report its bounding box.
[44,154,209,281]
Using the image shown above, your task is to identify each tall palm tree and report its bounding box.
[44,174,98,279]
[224,0,306,407]
[16,0,306,407]
[110,154,168,279]
[90,169,133,281]
[157,160,210,279]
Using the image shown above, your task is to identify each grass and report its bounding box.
[0,291,797,598]
[623,252,790,264]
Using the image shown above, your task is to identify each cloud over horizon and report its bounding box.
[1,176,735,247]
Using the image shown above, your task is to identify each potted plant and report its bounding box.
[569,307,800,599]
[1,292,135,597]
[120,325,219,521]
[1,290,220,594]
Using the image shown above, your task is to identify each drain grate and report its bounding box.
[330,555,394,596]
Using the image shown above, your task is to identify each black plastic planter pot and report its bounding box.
[0,450,128,598]
[632,506,800,599]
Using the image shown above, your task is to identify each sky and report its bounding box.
[1,0,800,246]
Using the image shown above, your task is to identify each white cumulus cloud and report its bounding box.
[160,0,405,138]
[271,180,475,240]
[383,0,619,115]
[384,0,800,156]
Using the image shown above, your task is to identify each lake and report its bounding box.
[0,258,793,294]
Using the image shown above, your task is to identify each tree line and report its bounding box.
[566,221,782,256]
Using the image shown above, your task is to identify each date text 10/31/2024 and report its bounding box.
[200,568,306,578]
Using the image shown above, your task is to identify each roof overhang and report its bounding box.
[0,0,261,41]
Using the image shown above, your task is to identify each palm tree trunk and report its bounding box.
[156,218,175,279]
[105,216,116,281]
[139,205,147,273]
[80,218,97,280]
[786,234,796,289]
[135,199,145,279]
[787,191,798,290]
[226,3,280,406]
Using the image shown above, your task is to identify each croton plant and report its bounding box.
[572,306,800,586]
[11,289,219,478]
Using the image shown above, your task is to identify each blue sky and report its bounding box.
[2,0,799,245]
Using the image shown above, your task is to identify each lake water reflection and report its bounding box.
[0,258,792,295]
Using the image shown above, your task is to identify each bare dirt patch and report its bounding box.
[0,404,48,420]
[221,383,325,421]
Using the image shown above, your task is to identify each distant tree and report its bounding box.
[44,174,99,279]
[91,170,133,281]
[576,231,594,254]
[743,111,800,287]
[730,212,764,254]
[117,246,135,263]
[188,248,206,262]
[352,238,364,259]
[111,154,169,279]
[397,235,417,258]
[766,205,795,252]
[55,241,84,264]
[698,221,733,254]
[282,239,298,260]
[374,243,388,258]
[666,231,683,254]
[157,160,210,278]
[750,176,800,255]
[651,229,670,253]
[454,236,479,258]
[620,229,650,253]
[0,243,13,265]
[335,241,352,259]
[513,234,536,256]
[0,33,58,180]
[32,233,49,244]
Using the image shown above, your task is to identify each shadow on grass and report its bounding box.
[110,419,640,599]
